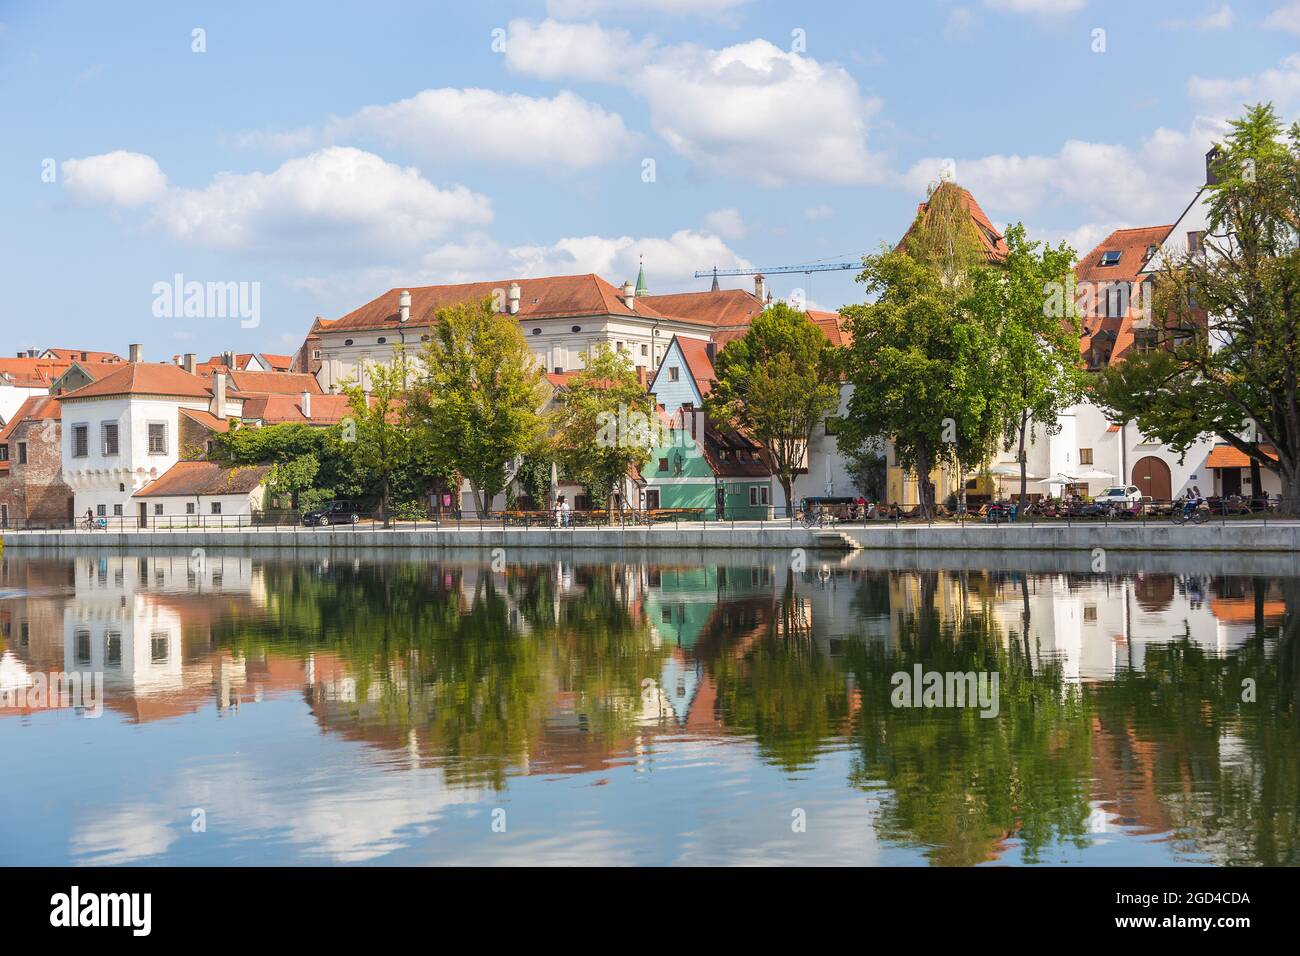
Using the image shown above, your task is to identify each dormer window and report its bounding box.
[1099,250,1121,266]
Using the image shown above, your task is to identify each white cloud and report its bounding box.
[504,18,655,81]
[984,0,1085,13]
[1265,1,1300,36]
[900,116,1227,225]
[295,228,750,299]
[546,0,750,20]
[1188,54,1300,116]
[61,150,167,206]
[804,203,834,221]
[65,147,492,259]
[504,21,886,186]
[326,88,637,170]
[703,207,746,239]
[1162,4,1235,30]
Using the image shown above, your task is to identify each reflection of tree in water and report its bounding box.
[214,560,665,791]
[1089,584,1300,865]
[844,587,1092,866]
[708,568,853,773]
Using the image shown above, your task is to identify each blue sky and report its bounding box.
[1,0,1297,360]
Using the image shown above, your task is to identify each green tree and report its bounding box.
[210,422,331,510]
[1093,104,1300,507]
[839,181,1005,517]
[705,302,842,515]
[969,223,1086,507]
[408,298,547,517]
[551,343,656,520]
[340,347,413,526]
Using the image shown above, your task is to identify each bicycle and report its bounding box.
[799,509,834,530]
[1170,504,1209,525]
[79,516,107,530]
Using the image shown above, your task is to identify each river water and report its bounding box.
[1,547,1296,865]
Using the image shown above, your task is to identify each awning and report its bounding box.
[1205,444,1277,469]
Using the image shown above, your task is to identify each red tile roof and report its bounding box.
[0,395,60,443]
[1205,444,1278,469]
[0,357,72,388]
[897,182,1009,262]
[1075,225,1173,368]
[133,461,270,498]
[227,370,322,396]
[179,408,231,433]
[640,288,762,329]
[41,348,123,363]
[60,362,212,401]
[329,274,674,333]
[240,393,351,425]
[259,353,293,371]
[675,338,717,397]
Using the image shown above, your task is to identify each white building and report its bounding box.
[59,356,237,524]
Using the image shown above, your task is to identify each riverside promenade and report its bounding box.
[8,518,1300,553]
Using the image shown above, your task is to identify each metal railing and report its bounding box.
[2,496,1294,534]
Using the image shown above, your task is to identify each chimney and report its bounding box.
[183,353,196,374]
[706,341,717,364]
[508,282,521,315]
[636,366,647,389]
[1206,146,1221,186]
[210,371,226,417]
[398,289,411,323]
[129,343,143,363]
[754,274,766,302]
[622,280,635,311]
[300,390,312,420]
[222,350,235,369]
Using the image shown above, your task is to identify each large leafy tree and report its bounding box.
[551,343,656,520]
[407,298,548,517]
[969,223,1086,506]
[1093,104,1300,507]
[705,302,842,515]
[839,182,1002,517]
[340,348,413,526]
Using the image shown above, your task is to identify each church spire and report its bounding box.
[635,254,649,297]
[710,266,720,292]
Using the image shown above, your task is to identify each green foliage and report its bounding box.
[839,238,1000,516]
[551,343,656,517]
[968,222,1086,502]
[407,298,547,517]
[706,301,842,514]
[842,443,887,500]
[339,347,415,525]
[1093,103,1300,503]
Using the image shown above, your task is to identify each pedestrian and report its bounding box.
[560,495,571,528]
[553,495,563,528]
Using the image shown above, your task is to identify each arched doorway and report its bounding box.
[1132,456,1172,500]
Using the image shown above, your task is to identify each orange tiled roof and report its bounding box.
[1205,444,1278,469]
[1075,225,1174,369]
[0,395,60,443]
[179,408,230,433]
[0,357,71,388]
[897,182,1009,262]
[227,370,322,396]
[329,274,674,333]
[240,393,351,425]
[641,288,763,328]
[675,337,717,397]
[41,348,123,363]
[60,362,212,401]
[259,353,293,371]
[133,461,270,498]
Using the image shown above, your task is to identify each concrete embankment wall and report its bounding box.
[6,522,1300,553]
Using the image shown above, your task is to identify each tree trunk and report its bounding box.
[1017,409,1029,517]
[381,476,391,528]
[470,481,487,518]
[780,474,794,517]
[914,444,934,519]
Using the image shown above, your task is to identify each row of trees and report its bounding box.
[212,300,660,522]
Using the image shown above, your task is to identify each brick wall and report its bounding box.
[0,418,73,527]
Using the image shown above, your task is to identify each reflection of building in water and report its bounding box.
[1,554,275,722]
[977,573,1285,681]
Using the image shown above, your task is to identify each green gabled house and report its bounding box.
[643,336,773,520]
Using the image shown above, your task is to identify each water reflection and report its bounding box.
[0,550,1296,865]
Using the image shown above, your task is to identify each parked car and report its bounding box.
[302,500,362,526]
[1095,485,1144,505]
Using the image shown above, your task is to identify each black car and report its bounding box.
[302,500,362,526]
